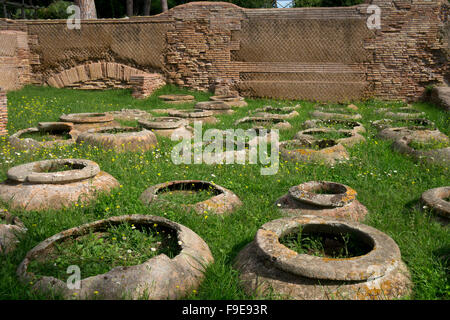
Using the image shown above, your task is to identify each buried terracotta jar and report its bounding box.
[168,109,218,124]
[279,139,349,166]
[140,180,242,215]
[375,106,425,119]
[421,186,450,221]
[17,215,213,300]
[234,215,413,300]
[59,112,118,132]
[250,106,299,119]
[210,94,248,107]
[294,128,366,148]
[234,116,292,130]
[9,122,77,151]
[138,117,192,138]
[195,101,234,115]
[302,119,366,134]
[76,126,158,153]
[311,107,362,121]
[158,94,195,104]
[392,136,450,166]
[0,209,27,254]
[106,109,153,121]
[370,118,435,131]
[0,159,120,211]
[377,126,448,143]
[275,181,368,221]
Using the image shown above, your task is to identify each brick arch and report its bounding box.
[46,62,165,98]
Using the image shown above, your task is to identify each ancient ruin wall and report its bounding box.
[0,1,448,102]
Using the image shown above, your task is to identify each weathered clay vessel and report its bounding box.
[275,181,368,221]
[311,108,362,120]
[59,113,118,132]
[0,209,27,254]
[234,116,292,130]
[138,117,192,138]
[17,215,214,300]
[294,128,366,148]
[370,118,435,131]
[251,106,299,119]
[195,101,234,115]
[392,136,450,166]
[302,119,366,134]
[377,127,448,143]
[76,126,158,153]
[0,159,120,211]
[140,180,242,215]
[279,139,349,165]
[210,95,248,107]
[234,215,413,300]
[106,109,153,121]
[376,106,425,119]
[168,109,218,124]
[421,187,450,220]
[9,122,77,151]
[158,94,195,104]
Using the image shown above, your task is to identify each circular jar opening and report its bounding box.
[156,181,222,205]
[283,139,337,151]
[36,161,86,173]
[279,223,374,259]
[98,127,141,134]
[27,221,182,282]
[322,120,360,130]
[303,130,352,140]
[21,129,72,141]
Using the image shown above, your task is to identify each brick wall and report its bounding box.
[0,1,448,102]
[0,88,7,136]
[0,30,36,91]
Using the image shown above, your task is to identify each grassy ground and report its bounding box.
[0,85,448,300]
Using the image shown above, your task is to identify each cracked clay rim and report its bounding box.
[255,215,401,281]
[59,113,114,124]
[288,181,357,207]
[138,117,188,129]
[7,159,100,184]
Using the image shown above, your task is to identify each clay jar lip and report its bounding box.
[138,117,188,129]
[210,95,243,102]
[255,215,401,281]
[288,181,357,207]
[168,109,214,118]
[7,159,100,184]
[141,180,226,206]
[235,116,289,126]
[59,113,114,124]
[0,209,25,228]
[85,126,146,136]
[421,186,450,219]
[158,94,195,101]
[17,215,190,286]
[195,101,231,110]
[279,139,338,150]
[371,118,435,131]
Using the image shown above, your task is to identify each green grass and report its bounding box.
[0,85,449,300]
[409,140,450,151]
[300,130,351,140]
[157,189,217,205]
[28,222,180,282]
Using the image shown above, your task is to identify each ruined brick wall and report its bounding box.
[0,1,447,102]
[0,88,7,136]
[0,30,36,91]
[365,0,449,101]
